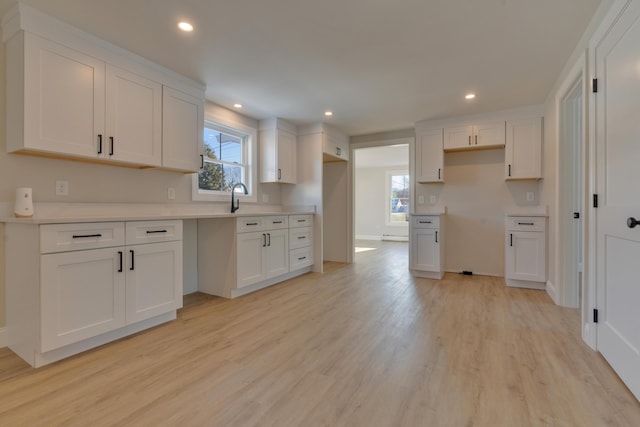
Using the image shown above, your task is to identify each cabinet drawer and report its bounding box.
[412,216,440,229]
[290,214,313,228]
[290,247,313,270]
[237,217,265,232]
[125,220,182,245]
[506,217,546,232]
[40,222,125,254]
[264,216,288,230]
[289,227,313,250]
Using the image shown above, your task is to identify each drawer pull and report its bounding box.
[510,233,513,247]
[72,233,102,239]
[146,230,168,234]
[419,221,432,224]
[298,256,307,261]
[130,250,135,271]
[273,221,283,224]
[297,219,306,222]
[246,222,259,226]
[297,236,306,239]
[517,222,535,226]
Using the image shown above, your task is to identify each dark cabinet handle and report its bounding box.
[118,251,123,273]
[247,222,259,226]
[72,233,102,239]
[273,221,283,224]
[337,147,341,156]
[508,164,512,177]
[438,168,441,180]
[297,219,306,222]
[298,236,306,240]
[109,136,114,156]
[627,217,640,228]
[510,233,513,247]
[435,231,438,243]
[262,234,266,247]
[200,154,204,169]
[129,250,135,271]
[517,222,535,226]
[146,230,167,234]
[468,135,471,145]
[298,256,307,261]
[267,233,271,246]
[278,169,282,180]
[97,134,103,154]
[419,221,432,224]
[475,135,478,145]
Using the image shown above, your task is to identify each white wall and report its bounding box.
[355,166,409,240]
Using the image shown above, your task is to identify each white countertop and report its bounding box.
[0,202,316,224]
[411,206,447,215]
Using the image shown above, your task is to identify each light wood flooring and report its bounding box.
[0,240,638,426]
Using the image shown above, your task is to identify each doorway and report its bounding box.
[353,143,410,261]
[559,78,583,308]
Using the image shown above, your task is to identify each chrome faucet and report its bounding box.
[231,183,248,213]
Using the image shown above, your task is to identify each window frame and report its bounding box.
[192,113,257,203]
[385,170,410,227]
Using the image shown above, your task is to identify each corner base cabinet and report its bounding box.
[505,216,547,289]
[5,220,183,367]
[410,215,445,279]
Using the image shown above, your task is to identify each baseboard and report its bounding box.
[355,235,381,241]
[546,280,560,304]
[0,327,8,348]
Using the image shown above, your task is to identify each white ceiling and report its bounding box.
[0,0,602,136]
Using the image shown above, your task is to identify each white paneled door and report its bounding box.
[595,0,640,401]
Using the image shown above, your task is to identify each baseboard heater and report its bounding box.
[382,234,408,242]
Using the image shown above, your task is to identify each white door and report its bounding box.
[126,241,183,324]
[265,229,289,278]
[444,125,472,150]
[505,231,545,282]
[415,128,444,183]
[40,247,126,352]
[23,33,105,158]
[595,0,640,400]
[411,228,439,272]
[106,65,162,166]
[162,86,203,172]
[237,231,266,288]
[505,118,542,180]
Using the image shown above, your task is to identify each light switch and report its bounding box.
[430,196,437,204]
[418,195,424,204]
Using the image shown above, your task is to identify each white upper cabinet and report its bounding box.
[3,4,205,170]
[259,118,297,184]
[444,121,505,151]
[323,130,349,162]
[162,86,204,172]
[505,117,542,180]
[415,127,444,183]
[9,33,106,158]
[105,65,162,166]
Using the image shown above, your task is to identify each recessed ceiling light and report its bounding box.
[233,103,243,109]
[178,21,194,32]
[324,111,333,116]
[465,93,476,100]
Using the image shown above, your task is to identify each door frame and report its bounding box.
[553,51,596,349]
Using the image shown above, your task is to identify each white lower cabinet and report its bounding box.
[6,220,183,367]
[505,216,547,289]
[410,215,445,279]
[198,214,314,298]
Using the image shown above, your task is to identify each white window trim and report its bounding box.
[385,170,410,227]
[192,112,258,203]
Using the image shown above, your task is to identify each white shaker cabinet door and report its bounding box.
[237,231,267,288]
[40,247,126,352]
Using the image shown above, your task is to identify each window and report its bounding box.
[192,116,257,202]
[387,171,410,225]
[199,124,246,192]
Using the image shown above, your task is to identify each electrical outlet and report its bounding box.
[526,191,535,202]
[430,195,437,204]
[418,195,424,204]
[167,187,176,200]
[55,180,69,196]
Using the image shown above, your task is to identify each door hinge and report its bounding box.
[573,212,580,219]
[593,194,598,208]
[593,309,599,323]
[592,78,598,93]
